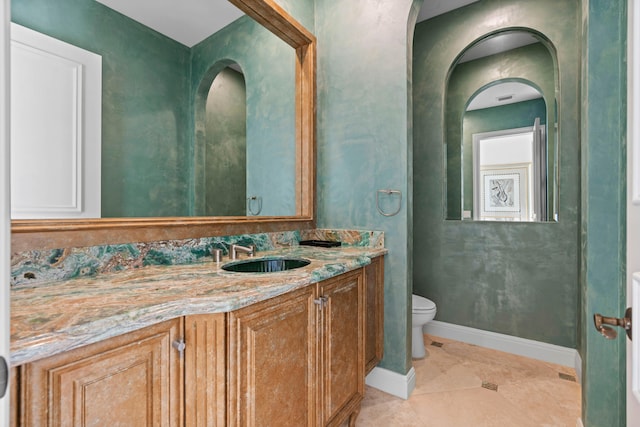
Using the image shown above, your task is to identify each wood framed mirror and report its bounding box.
[11,0,316,252]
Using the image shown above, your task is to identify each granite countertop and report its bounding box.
[11,246,386,366]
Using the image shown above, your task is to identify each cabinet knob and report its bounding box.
[314,296,329,308]
[172,339,186,356]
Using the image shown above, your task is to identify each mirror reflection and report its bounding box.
[200,65,247,216]
[10,0,296,219]
[445,30,558,222]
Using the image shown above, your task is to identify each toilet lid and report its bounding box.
[412,295,436,311]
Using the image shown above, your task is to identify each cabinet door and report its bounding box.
[23,318,183,426]
[184,313,226,427]
[364,256,384,374]
[317,270,364,427]
[228,286,317,427]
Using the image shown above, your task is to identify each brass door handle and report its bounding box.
[0,356,7,398]
[593,307,632,340]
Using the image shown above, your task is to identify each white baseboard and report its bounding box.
[577,417,584,427]
[365,366,416,400]
[424,321,582,382]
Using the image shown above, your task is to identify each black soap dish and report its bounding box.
[299,240,342,248]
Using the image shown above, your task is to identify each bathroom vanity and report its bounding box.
[9,248,385,427]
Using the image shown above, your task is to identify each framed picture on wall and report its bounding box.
[478,165,530,221]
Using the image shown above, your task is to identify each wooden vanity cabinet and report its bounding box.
[19,318,183,427]
[317,269,364,427]
[227,285,318,427]
[364,256,384,374]
[228,268,365,427]
[12,264,379,427]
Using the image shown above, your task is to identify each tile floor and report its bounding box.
[356,334,581,427]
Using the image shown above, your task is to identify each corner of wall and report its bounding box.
[365,366,416,400]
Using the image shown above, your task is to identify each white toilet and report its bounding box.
[412,294,437,359]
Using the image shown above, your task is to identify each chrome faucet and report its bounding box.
[229,244,256,260]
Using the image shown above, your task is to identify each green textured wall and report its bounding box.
[275,0,314,32]
[580,0,627,425]
[446,42,555,219]
[315,0,423,374]
[460,98,547,217]
[191,15,297,217]
[12,0,191,217]
[413,0,580,348]
[204,67,246,216]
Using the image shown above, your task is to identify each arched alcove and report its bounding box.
[443,29,558,222]
[194,61,247,216]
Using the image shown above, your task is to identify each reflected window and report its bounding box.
[470,115,546,221]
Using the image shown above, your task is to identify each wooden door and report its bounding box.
[364,257,384,374]
[227,286,317,427]
[184,313,226,427]
[22,319,183,426]
[317,270,364,427]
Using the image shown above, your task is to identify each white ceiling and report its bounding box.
[95,0,480,48]
[95,0,243,47]
[458,32,539,63]
[417,0,479,22]
[466,82,543,111]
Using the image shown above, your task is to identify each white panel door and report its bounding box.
[628,0,640,422]
[10,23,101,219]
[0,0,10,424]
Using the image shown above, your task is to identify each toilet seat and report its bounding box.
[412,294,436,312]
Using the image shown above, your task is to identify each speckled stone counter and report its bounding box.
[11,246,386,366]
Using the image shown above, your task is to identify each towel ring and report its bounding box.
[247,196,262,215]
[376,189,402,217]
